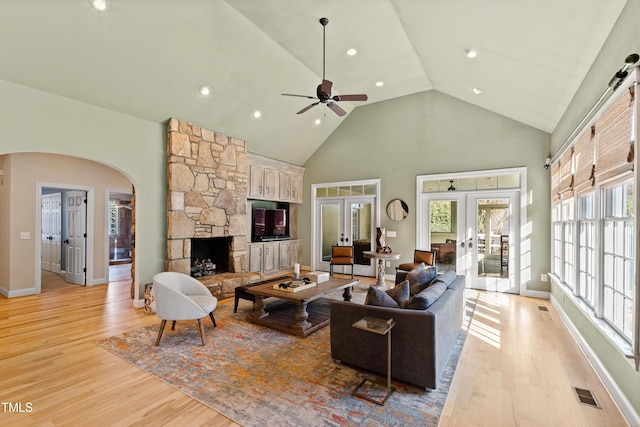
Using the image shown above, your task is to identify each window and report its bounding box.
[550,70,637,351]
[578,193,596,307]
[602,182,635,341]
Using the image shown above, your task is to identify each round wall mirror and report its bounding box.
[386,199,408,221]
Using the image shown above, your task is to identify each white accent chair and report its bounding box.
[152,272,218,346]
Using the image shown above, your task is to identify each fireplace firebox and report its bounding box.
[190,237,232,277]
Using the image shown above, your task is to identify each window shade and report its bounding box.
[595,86,635,185]
[558,149,574,200]
[574,126,596,195]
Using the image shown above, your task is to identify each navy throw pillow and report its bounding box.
[407,265,438,295]
[385,280,410,308]
[407,282,447,310]
[365,286,399,308]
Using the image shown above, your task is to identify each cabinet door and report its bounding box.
[279,241,291,270]
[279,172,291,201]
[291,174,302,203]
[264,242,278,273]
[264,168,278,200]
[249,165,264,198]
[248,244,263,272]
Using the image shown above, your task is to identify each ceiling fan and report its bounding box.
[282,17,368,117]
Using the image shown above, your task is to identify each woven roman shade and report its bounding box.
[558,149,574,200]
[551,160,562,205]
[595,86,635,185]
[574,126,596,195]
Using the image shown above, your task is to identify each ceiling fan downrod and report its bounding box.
[320,17,328,82]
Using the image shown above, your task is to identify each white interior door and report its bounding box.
[65,191,87,285]
[41,193,62,274]
[466,192,519,293]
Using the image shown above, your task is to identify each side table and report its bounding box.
[351,316,395,406]
[363,251,401,287]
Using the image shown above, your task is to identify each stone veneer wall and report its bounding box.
[166,118,248,275]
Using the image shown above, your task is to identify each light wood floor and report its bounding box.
[0,275,628,426]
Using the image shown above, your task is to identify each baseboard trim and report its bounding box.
[0,286,37,298]
[133,298,145,309]
[550,294,640,427]
[524,289,550,299]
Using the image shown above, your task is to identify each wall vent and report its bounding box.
[538,306,549,311]
[573,387,600,408]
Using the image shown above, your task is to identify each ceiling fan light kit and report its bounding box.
[282,17,368,117]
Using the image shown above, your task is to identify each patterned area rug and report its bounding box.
[97,285,467,426]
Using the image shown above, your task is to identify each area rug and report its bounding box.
[97,285,468,426]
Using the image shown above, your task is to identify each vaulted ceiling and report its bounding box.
[0,0,627,165]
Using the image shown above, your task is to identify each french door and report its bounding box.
[315,197,375,277]
[41,193,62,274]
[420,190,520,293]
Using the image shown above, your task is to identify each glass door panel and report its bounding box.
[316,200,343,272]
[420,194,466,274]
[350,200,374,276]
[467,192,519,293]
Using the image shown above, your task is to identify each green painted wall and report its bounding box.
[0,79,165,300]
[301,89,551,292]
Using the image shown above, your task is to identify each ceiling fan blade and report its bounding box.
[333,94,368,102]
[320,79,333,95]
[296,102,320,115]
[326,102,346,117]
[282,93,316,99]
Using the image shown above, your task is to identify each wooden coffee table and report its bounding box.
[247,276,359,337]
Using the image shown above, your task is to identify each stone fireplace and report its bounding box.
[166,118,261,298]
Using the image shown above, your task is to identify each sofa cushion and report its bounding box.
[365,286,400,308]
[407,281,447,310]
[433,269,457,288]
[406,264,438,295]
[385,280,410,308]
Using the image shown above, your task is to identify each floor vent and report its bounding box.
[538,306,549,311]
[573,387,600,408]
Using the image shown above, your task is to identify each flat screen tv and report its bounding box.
[252,206,289,241]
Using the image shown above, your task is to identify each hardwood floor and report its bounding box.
[0,275,628,426]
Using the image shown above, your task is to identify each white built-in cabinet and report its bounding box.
[248,153,304,203]
[247,239,302,275]
[246,153,305,275]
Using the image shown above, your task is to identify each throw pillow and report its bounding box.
[432,269,457,288]
[407,265,438,295]
[365,286,400,308]
[385,280,410,308]
[407,282,447,310]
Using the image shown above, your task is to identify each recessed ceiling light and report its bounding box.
[314,119,321,125]
[375,81,384,87]
[89,0,107,11]
[346,48,357,56]
[465,49,477,59]
[199,86,211,96]
[253,110,261,119]
[472,87,483,95]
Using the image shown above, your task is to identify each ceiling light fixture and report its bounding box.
[314,119,321,125]
[89,0,107,11]
[199,86,211,96]
[465,49,477,58]
[253,110,261,119]
[346,48,357,56]
[375,81,384,87]
[472,87,483,95]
